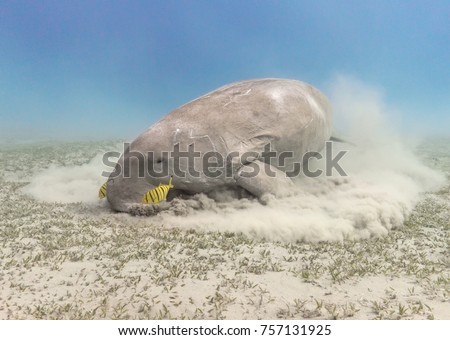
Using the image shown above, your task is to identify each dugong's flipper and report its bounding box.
[235,160,293,203]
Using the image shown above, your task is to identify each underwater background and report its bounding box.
[0,1,448,319]
[1,0,449,141]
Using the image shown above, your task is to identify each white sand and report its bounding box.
[0,139,448,319]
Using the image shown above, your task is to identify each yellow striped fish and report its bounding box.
[142,177,174,204]
[99,182,107,199]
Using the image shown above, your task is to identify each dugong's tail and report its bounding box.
[329,136,347,143]
[329,136,355,146]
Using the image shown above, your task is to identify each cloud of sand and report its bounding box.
[23,75,446,241]
[22,147,119,204]
[155,75,446,241]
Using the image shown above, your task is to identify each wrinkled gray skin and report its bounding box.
[106,78,332,212]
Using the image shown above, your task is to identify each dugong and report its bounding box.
[106,78,332,212]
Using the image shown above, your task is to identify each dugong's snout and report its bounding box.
[106,176,156,212]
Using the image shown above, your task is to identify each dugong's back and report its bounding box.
[155,78,332,160]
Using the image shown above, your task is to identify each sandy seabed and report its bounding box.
[0,138,449,320]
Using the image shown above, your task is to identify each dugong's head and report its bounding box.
[106,122,175,212]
